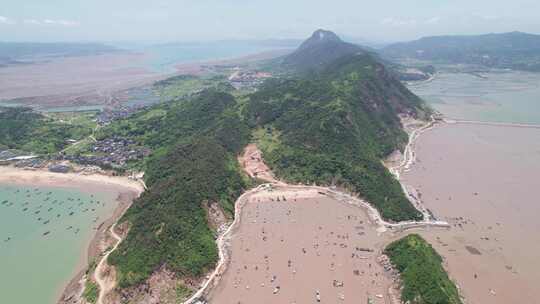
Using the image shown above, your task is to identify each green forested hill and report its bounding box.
[382,31,540,71]
[0,107,92,154]
[106,30,429,291]
[281,29,366,72]
[385,234,463,304]
[109,138,247,287]
[107,90,251,287]
[246,53,426,221]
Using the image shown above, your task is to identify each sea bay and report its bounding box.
[0,173,137,304]
[404,69,540,303]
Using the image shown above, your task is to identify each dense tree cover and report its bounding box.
[109,138,246,287]
[245,54,425,221]
[98,90,248,153]
[107,90,250,288]
[385,234,463,304]
[0,107,92,154]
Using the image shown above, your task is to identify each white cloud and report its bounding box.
[380,17,417,26]
[425,17,441,24]
[481,15,500,21]
[43,19,80,26]
[0,16,16,25]
[22,18,80,27]
[23,19,42,25]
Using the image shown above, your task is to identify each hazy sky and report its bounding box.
[2,0,540,43]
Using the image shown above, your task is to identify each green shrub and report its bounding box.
[385,234,462,304]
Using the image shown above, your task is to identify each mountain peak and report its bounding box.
[311,29,342,42]
[283,29,364,71]
[298,29,342,50]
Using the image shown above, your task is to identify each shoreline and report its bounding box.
[58,191,138,304]
[0,166,144,194]
[444,118,540,129]
[205,186,395,304]
[400,121,540,303]
[181,118,450,304]
[0,166,143,304]
[82,116,447,304]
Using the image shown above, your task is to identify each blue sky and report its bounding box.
[1,0,540,42]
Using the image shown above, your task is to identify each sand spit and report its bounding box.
[445,118,540,129]
[402,123,540,303]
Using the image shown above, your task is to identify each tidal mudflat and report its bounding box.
[208,187,395,304]
[0,52,160,108]
[402,123,540,303]
[0,167,142,304]
[409,71,540,124]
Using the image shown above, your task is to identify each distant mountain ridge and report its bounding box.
[281,29,366,71]
[382,31,540,71]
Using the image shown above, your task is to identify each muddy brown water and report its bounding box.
[403,123,540,303]
[208,188,394,304]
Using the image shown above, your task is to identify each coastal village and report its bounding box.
[228,68,272,90]
[0,66,272,175]
[2,3,539,302]
[0,68,447,304]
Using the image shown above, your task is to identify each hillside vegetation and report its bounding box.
[385,234,463,304]
[107,90,250,287]
[0,107,93,154]
[383,31,540,71]
[105,29,429,291]
[247,52,426,221]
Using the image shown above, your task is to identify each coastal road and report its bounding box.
[93,116,449,304]
[182,119,450,304]
[94,221,122,304]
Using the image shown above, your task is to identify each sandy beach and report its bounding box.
[0,166,144,193]
[402,123,540,303]
[0,166,143,304]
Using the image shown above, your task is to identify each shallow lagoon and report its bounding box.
[409,71,540,124]
[0,184,117,304]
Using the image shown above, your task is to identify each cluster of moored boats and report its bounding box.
[1,188,105,242]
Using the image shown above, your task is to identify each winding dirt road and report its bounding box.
[94,222,122,304]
